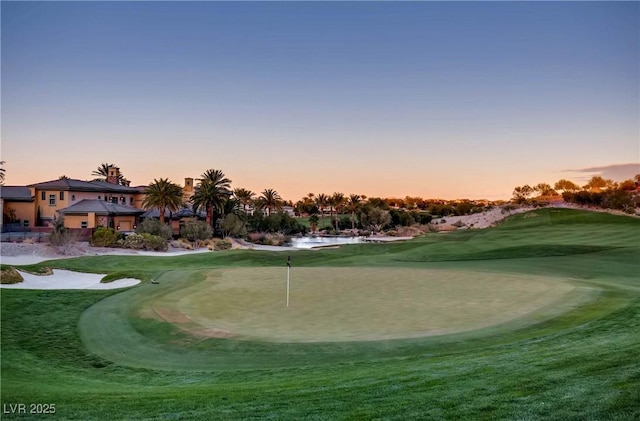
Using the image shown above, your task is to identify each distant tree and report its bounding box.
[91,163,128,185]
[359,206,391,233]
[221,213,247,238]
[233,188,255,214]
[143,178,183,224]
[308,213,319,233]
[534,183,557,197]
[180,219,213,248]
[347,194,362,230]
[192,169,232,230]
[0,161,5,184]
[135,218,173,240]
[315,193,328,228]
[367,197,388,209]
[331,192,346,230]
[619,179,637,192]
[512,185,534,203]
[58,175,70,180]
[259,189,283,216]
[583,176,610,191]
[554,179,580,193]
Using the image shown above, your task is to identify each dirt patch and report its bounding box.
[152,306,192,324]
[187,326,236,339]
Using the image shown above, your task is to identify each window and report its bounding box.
[41,191,46,200]
[23,220,30,227]
[72,194,76,201]
[129,197,133,204]
[120,197,125,204]
[49,195,56,206]
[81,221,88,229]
[60,191,64,200]
[98,195,101,200]
[112,197,118,204]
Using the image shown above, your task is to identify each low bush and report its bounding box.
[213,239,232,251]
[90,227,120,247]
[246,232,289,246]
[136,219,173,240]
[119,233,167,251]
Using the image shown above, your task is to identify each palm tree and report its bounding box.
[192,169,232,229]
[347,194,362,230]
[233,188,255,214]
[143,178,184,224]
[309,214,319,234]
[315,193,328,229]
[0,161,5,185]
[259,188,282,216]
[91,163,127,185]
[331,192,346,230]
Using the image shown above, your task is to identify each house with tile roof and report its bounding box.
[2,167,201,235]
[57,199,144,231]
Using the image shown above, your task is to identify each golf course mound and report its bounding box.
[139,267,576,342]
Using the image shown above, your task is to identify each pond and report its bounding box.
[289,236,363,249]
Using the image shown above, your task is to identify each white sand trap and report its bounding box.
[1,269,140,290]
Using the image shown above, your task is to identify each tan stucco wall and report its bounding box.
[114,216,137,232]
[33,189,141,224]
[2,201,35,227]
[34,190,71,220]
[63,215,96,229]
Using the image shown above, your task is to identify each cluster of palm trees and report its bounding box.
[141,168,291,232]
[295,192,364,231]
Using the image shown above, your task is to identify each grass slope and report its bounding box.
[2,208,639,419]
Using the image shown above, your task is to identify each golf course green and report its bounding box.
[2,208,639,419]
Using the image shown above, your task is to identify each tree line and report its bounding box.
[512,175,640,213]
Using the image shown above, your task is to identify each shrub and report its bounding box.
[91,226,120,247]
[121,233,147,250]
[221,214,247,237]
[213,239,232,251]
[119,233,167,251]
[136,219,173,240]
[180,220,212,244]
[142,233,167,251]
[49,216,78,254]
[246,232,289,246]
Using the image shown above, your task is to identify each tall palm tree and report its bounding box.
[330,192,346,230]
[233,188,255,214]
[259,188,282,216]
[0,161,5,185]
[192,169,232,229]
[315,193,328,229]
[143,178,183,224]
[347,194,362,230]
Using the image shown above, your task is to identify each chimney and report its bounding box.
[184,177,194,193]
[107,166,120,185]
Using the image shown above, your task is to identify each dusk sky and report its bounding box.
[2,1,638,201]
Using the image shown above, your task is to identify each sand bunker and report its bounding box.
[1,269,140,290]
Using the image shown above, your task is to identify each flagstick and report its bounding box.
[286,265,290,307]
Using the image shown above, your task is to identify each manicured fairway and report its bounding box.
[2,209,639,420]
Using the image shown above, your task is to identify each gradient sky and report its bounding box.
[2,1,638,201]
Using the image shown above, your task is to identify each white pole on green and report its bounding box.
[286,255,291,307]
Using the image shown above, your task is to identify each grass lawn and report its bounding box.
[2,208,639,419]
[296,214,351,230]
